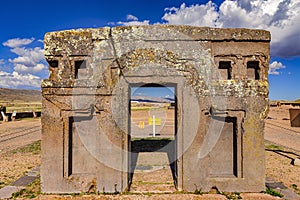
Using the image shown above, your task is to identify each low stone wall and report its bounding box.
[5,111,41,120]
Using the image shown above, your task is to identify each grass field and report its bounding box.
[0,101,42,113]
[0,88,42,113]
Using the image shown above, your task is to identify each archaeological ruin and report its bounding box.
[41,25,270,193]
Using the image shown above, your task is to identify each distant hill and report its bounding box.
[295,99,300,102]
[131,95,174,103]
[0,88,41,102]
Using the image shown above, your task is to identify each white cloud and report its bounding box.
[3,39,47,74]
[0,37,47,89]
[127,14,138,21]
[216,1,266,28]
[0,71,41,88]
[9,47,45,67]
[2,38,34,48]
[162,2,219,27]
[117,14,150,26]
[269,61,286,75]
[118,20,150,26]
[14,63,47,74]
[0,71,10,76]
[161,0,300,57]
[107,22,116,26]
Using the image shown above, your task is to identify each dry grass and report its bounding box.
[265,140,300,195]
[0,88,41,102]
[0,141,41,189]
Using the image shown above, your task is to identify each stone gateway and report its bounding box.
[41,25,270,193]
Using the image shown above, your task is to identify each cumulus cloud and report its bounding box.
[2,38,34,48]
[269,61,286,75]
[116,14,150,26]
[118,20,150,26]
[2,38,47,74]
[127,14,138,21]
[0,37,48,89]
[14,63,47,74]
[0,71,10,76]
[162,2,219,27]
[162,0,300,58]
[9,47,45,68]
[0,71,41,88]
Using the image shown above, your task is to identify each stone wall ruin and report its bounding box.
[41,25,270,193]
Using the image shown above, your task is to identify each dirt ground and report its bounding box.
[1,106,300,199]
[0,118,41,154]
[131,107,175,139]
[0,118,41,189]
[0,143,40,189]
[264,105,300,195]
[265,105,300,151]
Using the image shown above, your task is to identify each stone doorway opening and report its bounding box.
[128,83,178,192]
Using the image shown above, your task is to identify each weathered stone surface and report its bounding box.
[0,186,19,199]
[293,157,300,166]
[41,25,270,193]
[289,108,300,127]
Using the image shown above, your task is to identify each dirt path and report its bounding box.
[0,118,41,189]
[265,106,300,152]
[0,118,41,155]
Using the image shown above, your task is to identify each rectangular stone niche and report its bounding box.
[75,60,87,79]
[218,61,232,80]
[247,61,260,80]
[67,116,93,176]
[209,116,238,178]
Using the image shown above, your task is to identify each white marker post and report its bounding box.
[152,115,156,137]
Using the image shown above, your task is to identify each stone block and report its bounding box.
[293,157,300,166]
[41,25,270,193]
[289,108,300,127]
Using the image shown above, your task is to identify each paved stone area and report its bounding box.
[12,176,38,187]
[266,177,300,200]
[277,188,300,200]
[0,165,39,199]
[0,186,20,199]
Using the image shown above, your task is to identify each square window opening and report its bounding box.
[48,60,58,68]
[75,60,87,79]
[247,61,260,80]
[218,61,232,80]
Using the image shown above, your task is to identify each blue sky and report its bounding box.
[0,0,299,100]
[131,87,175,99]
